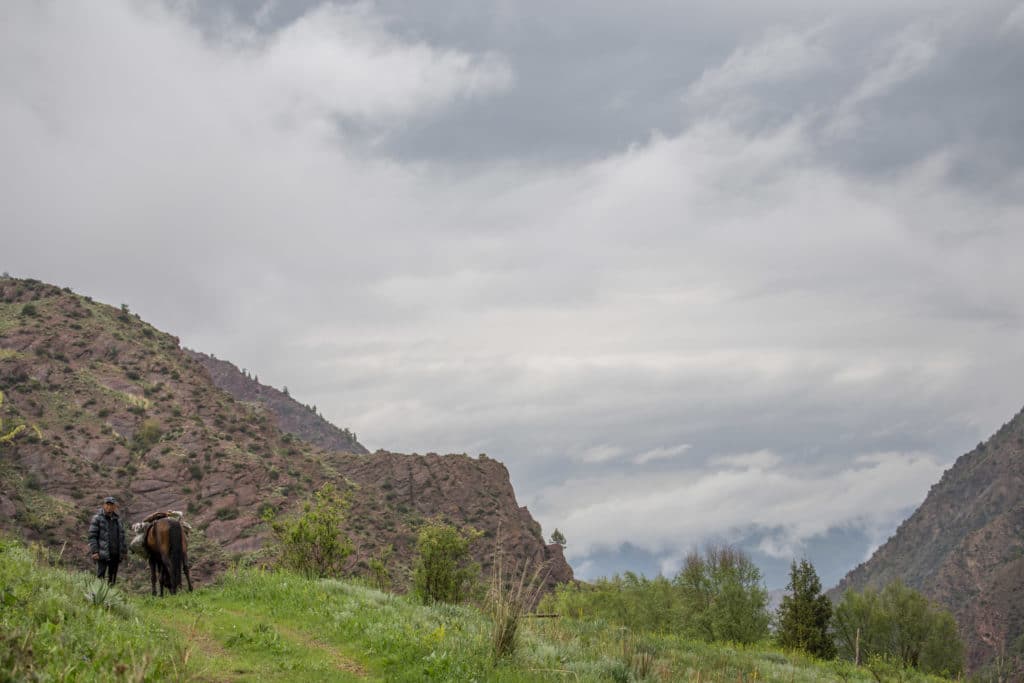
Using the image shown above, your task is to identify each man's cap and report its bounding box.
[103,496,117,504]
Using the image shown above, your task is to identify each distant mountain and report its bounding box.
[0,277,571,589]
[831,406,1024,671]
[184,350,368,455]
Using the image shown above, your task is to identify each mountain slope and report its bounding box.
[831,407,1024,670]
[184,349,368,454]
[0,277,571,589]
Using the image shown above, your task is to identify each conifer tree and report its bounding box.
[776,559,836,659]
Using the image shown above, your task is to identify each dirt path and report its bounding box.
[219,606,370,679]
[273,621,369,678]
[145,602,371,681]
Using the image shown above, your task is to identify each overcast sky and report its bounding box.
[3,0,1023,587]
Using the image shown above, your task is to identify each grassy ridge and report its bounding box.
[0,539,954,682]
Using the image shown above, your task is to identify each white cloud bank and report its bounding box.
[261,3,513,124]
[537,449,947,570]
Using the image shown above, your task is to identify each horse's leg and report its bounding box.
[163,555,175,595]
[150,556,157,596]
[182,534,193,592]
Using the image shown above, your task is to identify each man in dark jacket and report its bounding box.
[88,496,127,585]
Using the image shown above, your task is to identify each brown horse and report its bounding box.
[144,517,193,596]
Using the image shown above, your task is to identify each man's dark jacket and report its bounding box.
[88,510,126,561]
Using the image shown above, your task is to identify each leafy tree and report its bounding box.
[776,559,836,659]
[674,545,770,644]
[263,483,352,578]
[412,520,481,604]
[833,581,964,677]
[550,528,566,547]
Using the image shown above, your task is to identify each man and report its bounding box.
[88,496,127,585]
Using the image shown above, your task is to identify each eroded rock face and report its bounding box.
[0,277,572,592]
[831,407,1024,672]
[331,451,573,589]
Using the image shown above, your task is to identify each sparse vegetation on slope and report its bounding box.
[184,349,367,454]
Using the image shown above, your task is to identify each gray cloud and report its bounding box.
[2,0,1022,587]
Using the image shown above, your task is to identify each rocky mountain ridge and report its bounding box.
[184,349,368,455]
[831,406,1024,671]
[0,277,571,590]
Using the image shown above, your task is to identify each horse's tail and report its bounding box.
[169,520,183,591]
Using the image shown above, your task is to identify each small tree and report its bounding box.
[776,559,836,659]
[264,483,352,578]
[412,520,481,604]
[550,528,567,547]
[368,544,393,591]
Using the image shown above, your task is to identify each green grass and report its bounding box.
[0,538,955,682]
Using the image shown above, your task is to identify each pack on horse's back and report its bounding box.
[133,511,193,596]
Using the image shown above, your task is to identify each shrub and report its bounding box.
[131,418,162,453]
[833,580,964,676]
[368,544,393,591]
[412,520,481,604]
[215,506,238,521]
[264,483,352,578]
[487,548,548,661]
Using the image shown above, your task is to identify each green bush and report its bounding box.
[833,580,964,677]
[412,520,481,604]
[368,544,393,591]
[263,483,352,578]
[131,418,163,454]
[540,545,770,645]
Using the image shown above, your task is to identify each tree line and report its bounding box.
[538,547,965,678]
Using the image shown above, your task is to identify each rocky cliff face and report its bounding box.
[831,407,1024,671]
[0,277,571,590]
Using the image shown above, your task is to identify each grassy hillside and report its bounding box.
[1,538,954,683]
